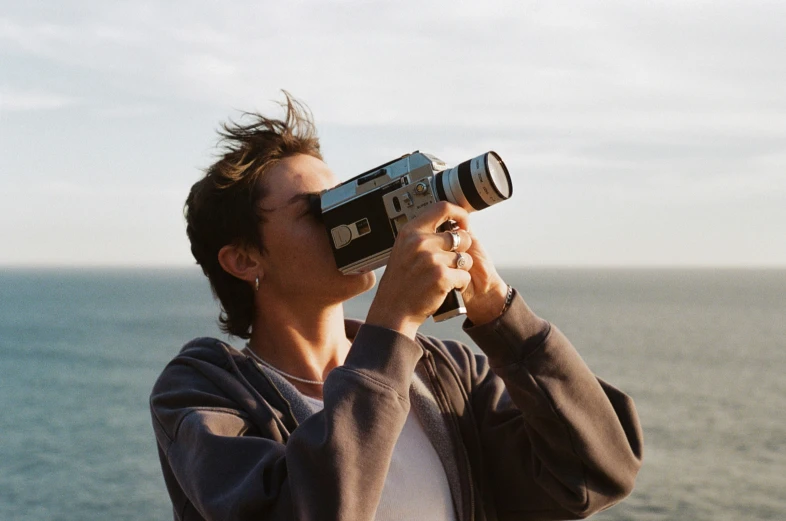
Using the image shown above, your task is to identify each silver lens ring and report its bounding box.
[438,151,512,212]
[442,166,472,211]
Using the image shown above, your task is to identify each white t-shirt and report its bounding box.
[303,395,457,521]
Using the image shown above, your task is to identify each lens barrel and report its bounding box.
[434,151,512,212]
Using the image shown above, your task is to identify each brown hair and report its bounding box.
[185,92,322,338]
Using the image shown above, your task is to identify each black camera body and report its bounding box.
[318,151,512,275]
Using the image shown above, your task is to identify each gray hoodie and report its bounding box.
[150,290,643,520]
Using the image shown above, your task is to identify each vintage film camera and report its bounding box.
[317,151,512,321]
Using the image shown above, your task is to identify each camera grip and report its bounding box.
[433,288,467,322]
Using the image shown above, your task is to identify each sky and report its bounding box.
[1,0,784,267]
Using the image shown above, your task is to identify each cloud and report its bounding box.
[3,2,785,122]
[0,89,79,111]
[1,0,784,265]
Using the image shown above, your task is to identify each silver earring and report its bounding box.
[255,276,259,292]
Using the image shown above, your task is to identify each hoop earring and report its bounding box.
[255,276,259,292]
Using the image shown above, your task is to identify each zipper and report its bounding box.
[422,350,476,521]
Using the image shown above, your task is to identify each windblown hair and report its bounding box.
[185,92,322,338]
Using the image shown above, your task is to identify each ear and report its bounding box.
[217,244,263,285]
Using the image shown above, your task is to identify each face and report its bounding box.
[255,154,376,304]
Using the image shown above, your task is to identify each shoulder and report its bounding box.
[149,338,253,427]
[151,336,251,393]
[178,336,239,362]
[152,337,243,390]
[150,337,295,446]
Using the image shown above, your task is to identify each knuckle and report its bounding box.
[416,249,434,265]
[400,225,418,240]
[404,232,425,251]
[434,201,451,212]
[433,264,448,280]
[411,232,428,248]
[415,233,429,252]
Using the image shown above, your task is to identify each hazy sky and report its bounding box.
[1,0,784,267]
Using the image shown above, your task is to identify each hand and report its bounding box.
[421,206,509,326]
[460,226,509,326]
[366,202,475,339]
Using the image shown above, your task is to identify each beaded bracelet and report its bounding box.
[500,284,514,316]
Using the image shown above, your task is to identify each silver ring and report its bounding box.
[448,231,461,252]
[455,252,467,269]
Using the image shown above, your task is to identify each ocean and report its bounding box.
[1,268,784,520]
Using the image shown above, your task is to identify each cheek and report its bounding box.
[263,219,335,269]
[306,222,333,252]
[301,223,342,271]
[288,227,331,265]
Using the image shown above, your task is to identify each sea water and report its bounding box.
[1,268,784,520]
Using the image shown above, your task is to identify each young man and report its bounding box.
[150,94,643,521]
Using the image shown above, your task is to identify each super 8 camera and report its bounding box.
[317,151,512,321]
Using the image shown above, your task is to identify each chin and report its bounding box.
[339,270,376,298]
[319,268,376,305]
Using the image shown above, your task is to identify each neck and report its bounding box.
[247,295,352,391]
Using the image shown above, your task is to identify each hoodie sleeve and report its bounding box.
[150,325,423,521]
[456,288,644,520]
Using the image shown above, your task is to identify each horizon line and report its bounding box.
[1,263,785,270]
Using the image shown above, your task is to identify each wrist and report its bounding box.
[466,282,510,326]
[365,306,419,340]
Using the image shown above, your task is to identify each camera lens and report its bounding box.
[487,153,511,199]
[435,151,512,212]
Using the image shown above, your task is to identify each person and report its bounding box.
[150,93,643,521]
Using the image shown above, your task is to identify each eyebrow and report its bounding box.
[259,191,320,212]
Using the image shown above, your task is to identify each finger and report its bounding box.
[407,201,470,233]
[435,263,471,293]
[453,251,474,271]
[436,229,473,252]
[449,268,472,293]
[437,251,474,271]
[463,227,490,256]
